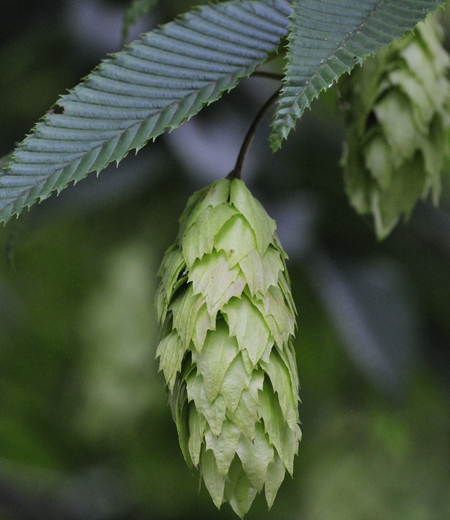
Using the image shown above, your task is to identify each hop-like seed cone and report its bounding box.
[340,17,450,239]
[155,178,301,517]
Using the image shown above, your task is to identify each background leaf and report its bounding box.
[270,0,446,149]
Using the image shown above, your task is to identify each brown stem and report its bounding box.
[228,88,281,181]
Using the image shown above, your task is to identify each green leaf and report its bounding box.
[388,69,435,133]
[174,381,192,467]
[188,405,206,467]
[259,380,286,464]
[236,422,274,492]
[186,372,227,436]
[229,390,259,441]
[183,203,238,268]
[224,294,270,366]
[265,453,286,509]
[260,350,299,431]
[230,179,277,255]
[220,354,251,413]
[192,320,239,402]
[183,179,231,236]
[155,245,186,324]
[270,0,446,149]
[280,422,301,476]
[374,91,418,166]
[191,303,217,352]
[171,285,215,350]
[205,420,241,476]
[214,215,257,267]
[202,446,226,508]
[189,252,240,312]
[0,0,291,224]
[250,286,295,346]
[371,155,428,238]
[238,246,284,298]
[224,458,257,519]
[156,329,186,392]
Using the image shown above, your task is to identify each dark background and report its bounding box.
[0,1,449,519]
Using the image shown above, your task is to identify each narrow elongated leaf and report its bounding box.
[202,447,226,508]
[188,406,206,466]
[270,0,446,149]
[0,0,291,224]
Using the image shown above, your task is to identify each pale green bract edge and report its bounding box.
[155,178,301,518]
[340,16,450,239]
[0,0,291,224]
[270,0,447,150]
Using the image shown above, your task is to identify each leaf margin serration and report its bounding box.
[270,0,447,150]
[0,0,292,224]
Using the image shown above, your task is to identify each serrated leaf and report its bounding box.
[260,350,298,431]
[186,372,227,436]
[156,329,186,392]
[210,272,247,316]
[265,452,286,509]
[155,245,186,323]
[171,285,204,347]
[183,179,231,235]
[248,369,265,400]
[220,354,251,413]
[280,422,301,476]
[205,420,242,476]
[277,267,296,317]
[250,286,295,346]
[230,179,276,255]
[183,203,238,268]
[224,294,270,366]
[271,0,446,149]
[189,251,240,312]
[214,215,257,267]
[275,340,300,396]
[236,422,274,492]
[192,320,239,402]
[188,405,206,467]
[174,381,192,467]
[259,380,286,464]
[239,245,283,297]
[0,0,292,224]
[224,458,257,519]
[202,447,226,508]
[191,303,217,352]
[229,390,259,441]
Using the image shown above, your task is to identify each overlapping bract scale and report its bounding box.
[155,178,300,517]
[340,17,450,238]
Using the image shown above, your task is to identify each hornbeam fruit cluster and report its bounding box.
[155,177,300,517]
[341,17,450,239]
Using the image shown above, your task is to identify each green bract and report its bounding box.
[340,16,450,239]
[155,178,301,517]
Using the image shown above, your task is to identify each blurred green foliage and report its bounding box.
[0,1,449,519]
